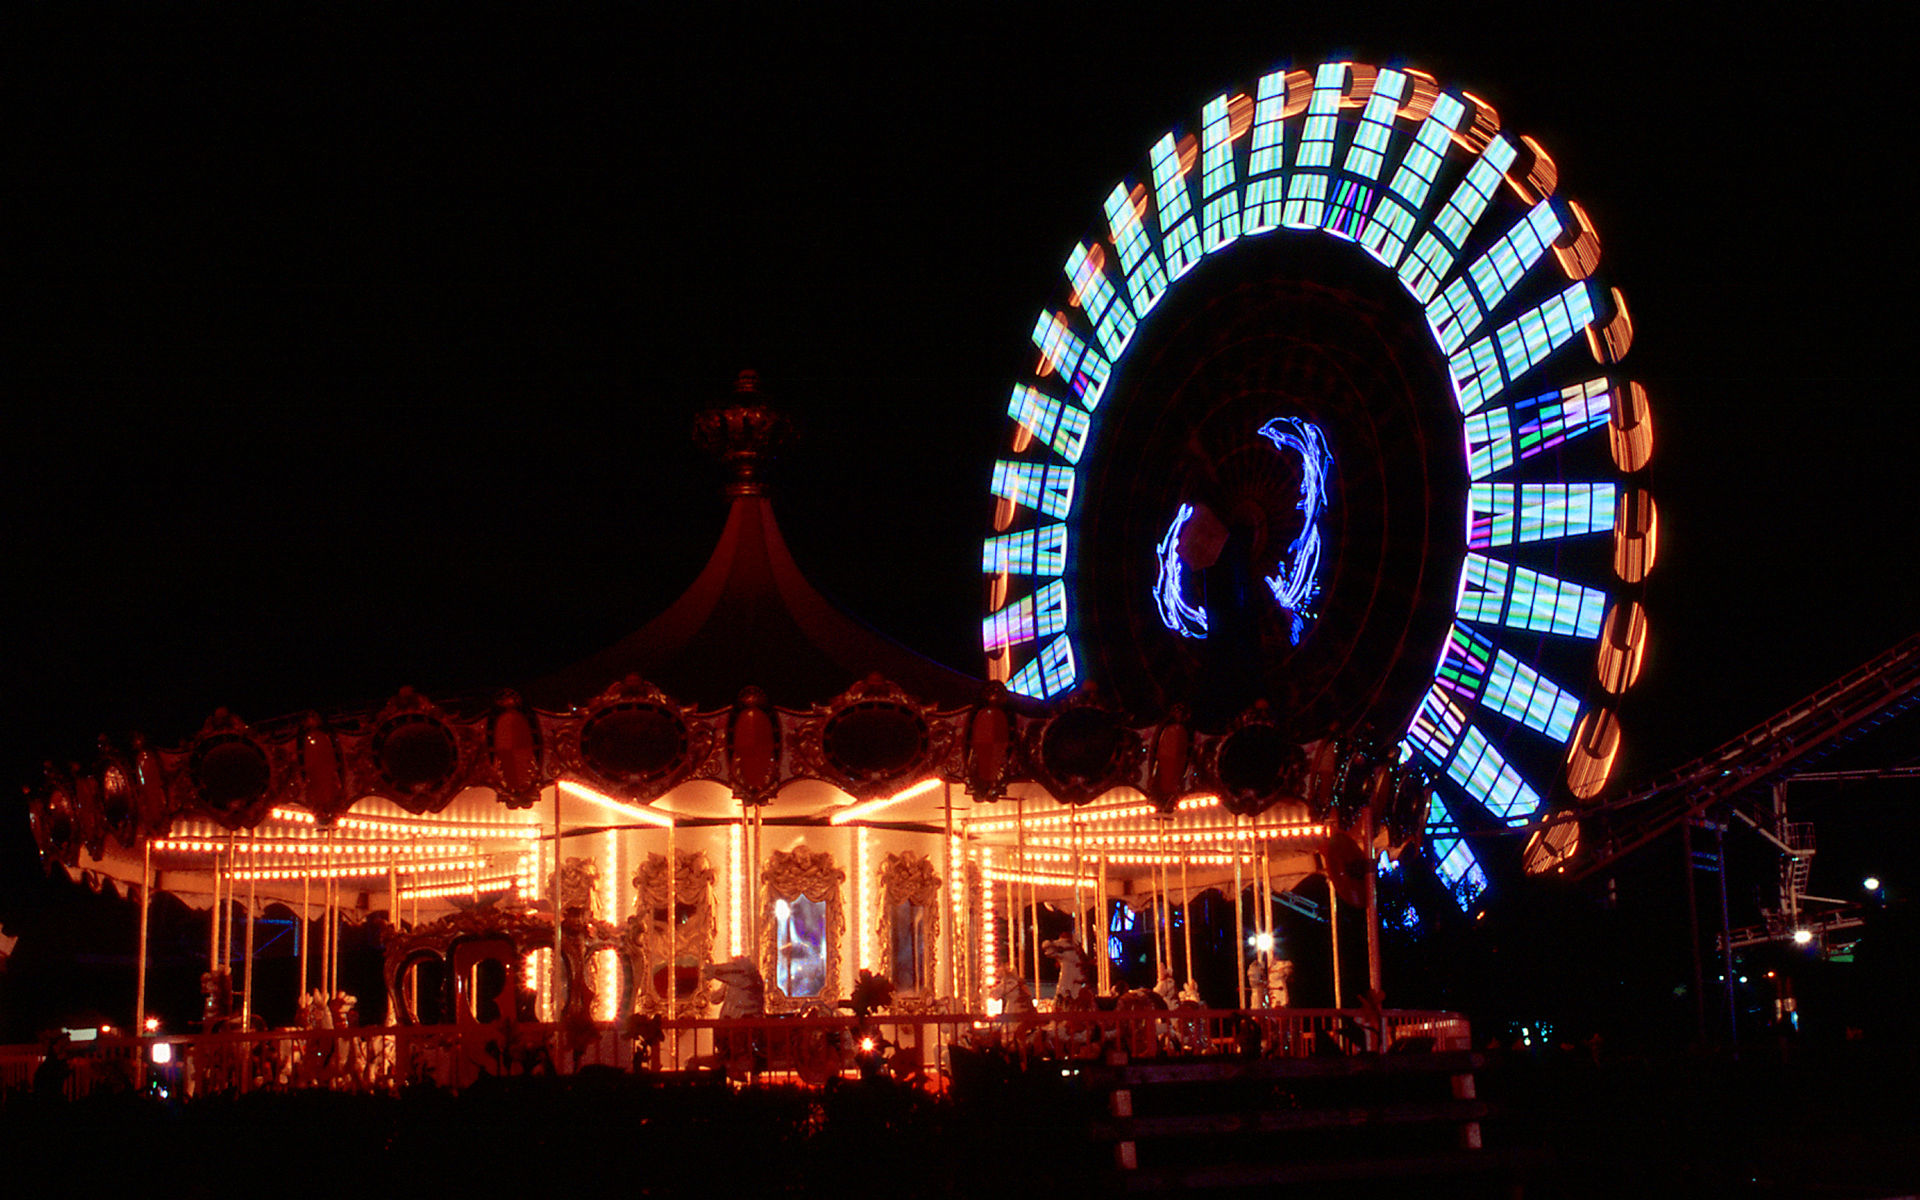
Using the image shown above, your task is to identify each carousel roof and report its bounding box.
[533,373,979,712]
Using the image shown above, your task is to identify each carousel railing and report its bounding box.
[0,1007,1470,1103]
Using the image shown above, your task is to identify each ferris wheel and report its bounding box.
[982,61,1655,908]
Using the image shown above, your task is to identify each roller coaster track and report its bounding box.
[1570,633,1920,880]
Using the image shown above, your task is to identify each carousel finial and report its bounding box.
[693,369,793,497]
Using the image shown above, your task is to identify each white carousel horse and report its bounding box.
[1042,936,1091,1008]
[700,956,766,1078]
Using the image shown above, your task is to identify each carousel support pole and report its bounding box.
[226,831,239,971]
[944,782,957,1006]
[207,840,220,980]
[552,783,565,1039]
[1260,829,1274,962]
[666,813,677,1069]
[1096,850,1110,996]
[1232,816,1246,1010]
[242,845,257,1030]
[300,865,311,1001]
[1180,852,1194,991]
[136,840,151,1040]
[751,803,764,981]
[1157,822,1171,977]
[1017,796,1037,989]
[1070,808,1083,955]
[1365,811,1383,1011]
[1329,874,1344,1011]
[327,830,340,998]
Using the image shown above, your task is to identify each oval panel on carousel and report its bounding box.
[190,733,275,824]
[1214,722,1303,815]
[1035,706,1138,804]
[372,713,461,812]
[579,700,691,798]
[821,700,931,788]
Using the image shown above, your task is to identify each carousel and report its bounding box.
[22,375,1427,1048]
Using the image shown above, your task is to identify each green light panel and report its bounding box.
[1436,624,1495,702]
[982,580,1068,653]
[1340,68,1407,181]
[1360,91,1468,266]
[991,460,1074,520]
[1426,793,1489,907]
[1065,242,1137,361]
[1398,134,1518,302]
[1482,651,1581,744]
[1467,200,1562,316]
[1031,311,1113,409]
[1467,483,1616,548]
[1455,555,1607,638]
[1428,190,1559,353]
[1199,94,1242,253]
[1282,63,1345,229]
[1104,182,1168,318]
[1246,69,1290,177]
[1449,282,1595,413]
[1150,133,1202,282]
[982,524,1068,577]
[1445,724,1542,824]
[1462,377,1613,480]
[1008,635,1078,700]
[1007,384,1092,465]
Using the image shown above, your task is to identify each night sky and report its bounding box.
[7,6,1916,931]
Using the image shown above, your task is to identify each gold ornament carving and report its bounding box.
[877,851,940,997]
[626,849,716,1013]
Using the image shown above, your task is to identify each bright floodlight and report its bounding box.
[1864,876,1881,891]
[1792,929,1813,945]
[1253,932,1275,953]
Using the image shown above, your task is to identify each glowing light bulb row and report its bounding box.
[949,830,965,992]
[265,806,539,840]
[398,870,516,902]
[231,855,488,882]
[728,823,744,958]
[983,867,1097,889]
[158,837,481,856]
[978,847,998,998]
[967,793,1223,835]
[596,947,622,1021]
[1023,821,1326,850]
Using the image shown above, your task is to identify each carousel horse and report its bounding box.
[1114,987,1169,1058]
[700,956,766,1078]
[1042,936,1092,1009]
[1153,965,1180,1008]
[988,974,1036,1015]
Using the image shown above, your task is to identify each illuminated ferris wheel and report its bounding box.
[982,61,1655,907]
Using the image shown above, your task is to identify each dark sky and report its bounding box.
[7,4,1916,898]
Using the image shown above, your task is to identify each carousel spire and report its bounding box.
[692,368,793,498]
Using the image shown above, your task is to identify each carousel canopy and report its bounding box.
[532,372,980,712]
